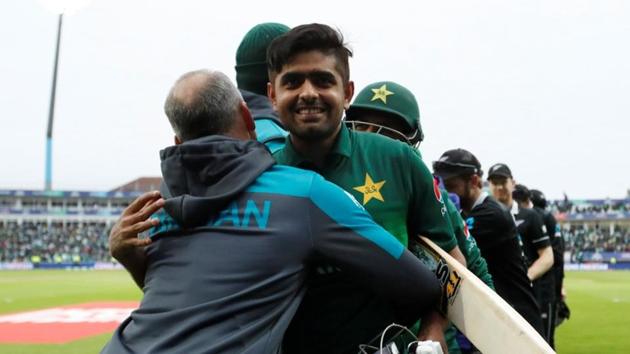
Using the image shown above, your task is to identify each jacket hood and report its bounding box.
[160,135,275,227]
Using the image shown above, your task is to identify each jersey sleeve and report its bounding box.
[528,210,550,250]
[306,174,441,322]
[406,148,457,251]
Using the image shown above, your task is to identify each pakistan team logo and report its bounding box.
[353,173,386,205]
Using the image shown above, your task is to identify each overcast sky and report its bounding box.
[1,0,628,199]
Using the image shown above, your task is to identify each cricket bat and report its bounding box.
[412,236,555,354]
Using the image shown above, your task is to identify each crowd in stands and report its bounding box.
[0,221,112,263]
[2,207,630,265]
[564,224,630,255]
[552,199,630,214]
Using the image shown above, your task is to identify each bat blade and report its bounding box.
[414,236,555,354]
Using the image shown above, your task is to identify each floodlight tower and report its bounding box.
[45,13,63,191]
[42,0,91,191]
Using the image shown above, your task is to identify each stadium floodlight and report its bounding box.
[39,0,91,191]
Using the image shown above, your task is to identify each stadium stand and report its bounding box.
[0,178,154,268]
[0,221,110,263]
[551,198,630,220]
[1,180,629,270]
[550,198,630,270]
[564,225,630,253]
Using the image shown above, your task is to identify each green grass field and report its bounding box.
[0,270,628,353]
[0,270,141,354]
[555,271,630,354]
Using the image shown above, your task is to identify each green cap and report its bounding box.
[235,23,290,96]
[347,81,424,143]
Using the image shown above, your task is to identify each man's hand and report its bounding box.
[418,311,450,354]
[109,190,164,288]
[448,246,467,267]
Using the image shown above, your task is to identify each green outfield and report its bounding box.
[0,270,628,353]
[555,271,630,354]
[0,270,141,354]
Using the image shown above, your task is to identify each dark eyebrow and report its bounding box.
[280,72,304,84]
[280,70,337,83]
[309,71,336,81]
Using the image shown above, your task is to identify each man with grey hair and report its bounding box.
[103,69,441,353]
[164,69,250,143]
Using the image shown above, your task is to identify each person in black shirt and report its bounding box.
[487,166,554,345]
[487,165,555,283]
[531,188,564,348]
[433,149,543,336]
[511,184,555,345]
[511,185,554,275]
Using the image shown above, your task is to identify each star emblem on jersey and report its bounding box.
[370,84,394,104]
[353,173,386,205]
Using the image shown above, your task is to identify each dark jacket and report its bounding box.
[102,136,440,354]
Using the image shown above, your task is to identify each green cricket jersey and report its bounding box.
[274,125,456,251]
[276,125,457,353]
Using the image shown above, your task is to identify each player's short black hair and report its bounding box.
[513,184,531,203]
[530,189,548,208]
[267,23,352,83]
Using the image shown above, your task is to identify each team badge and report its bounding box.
[370,84,394,104]
[353,173,386,205]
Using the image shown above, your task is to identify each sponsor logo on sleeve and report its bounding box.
[463,219,472,238]
[433,178,443,203]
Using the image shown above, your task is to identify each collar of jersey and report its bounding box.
[472,191,489,210]
[281,124,352,167]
